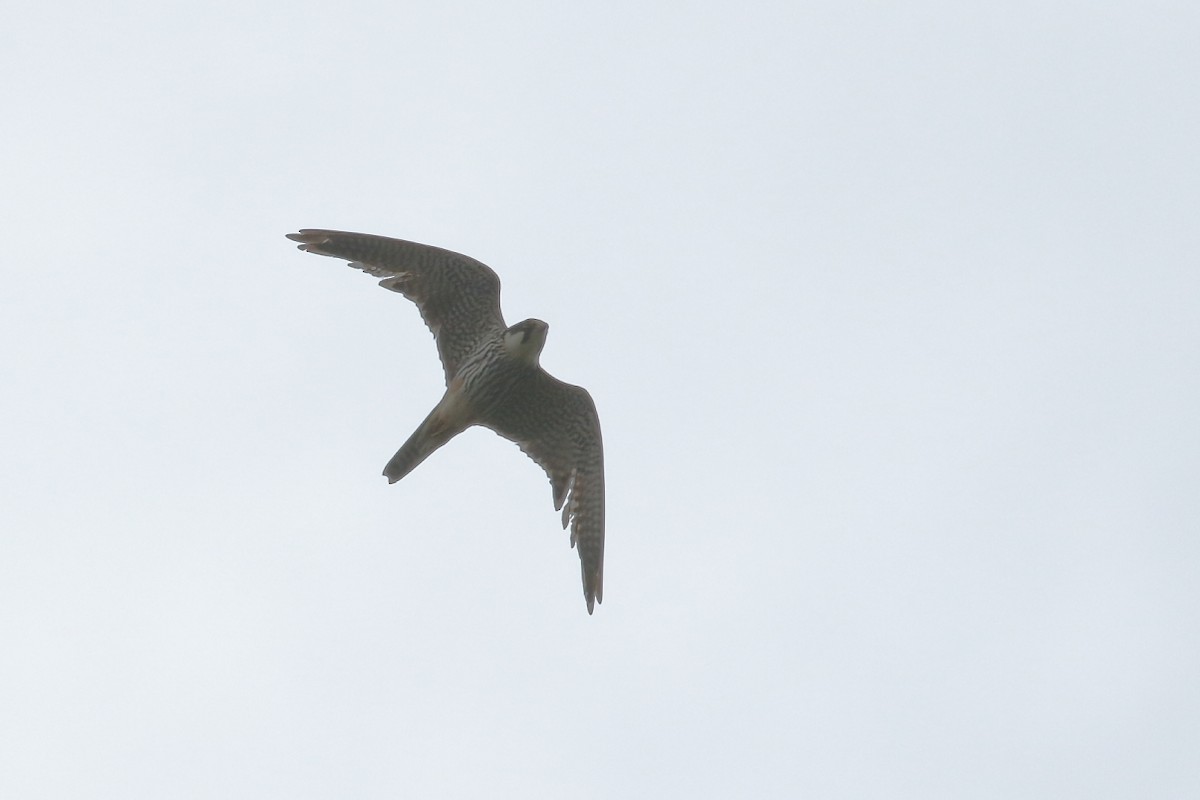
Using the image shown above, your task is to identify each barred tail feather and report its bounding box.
[382,405,464,484]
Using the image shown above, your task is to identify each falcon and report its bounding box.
[286,229,605,613]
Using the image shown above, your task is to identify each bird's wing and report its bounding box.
[477,369,605,614]
[287,229,506,383]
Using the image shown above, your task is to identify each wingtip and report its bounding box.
[584,591,603,615]
[286,231,316,251]
[584,575,603,615]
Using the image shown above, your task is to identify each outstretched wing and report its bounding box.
[286,229,506,383]
[478,368,605,614]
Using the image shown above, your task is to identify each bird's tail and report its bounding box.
[382,403,466,484]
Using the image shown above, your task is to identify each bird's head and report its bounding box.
[503,318,549,365]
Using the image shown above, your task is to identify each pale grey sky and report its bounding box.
[2,2,1198,798]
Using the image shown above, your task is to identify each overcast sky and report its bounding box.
[2,2,1198,798]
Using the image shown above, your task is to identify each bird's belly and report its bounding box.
[435,374,477,429]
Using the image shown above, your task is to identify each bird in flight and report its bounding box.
[286,229,605,613]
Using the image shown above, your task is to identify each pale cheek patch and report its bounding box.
[502,330,525,357]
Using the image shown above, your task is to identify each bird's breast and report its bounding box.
[451,340,528,419]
